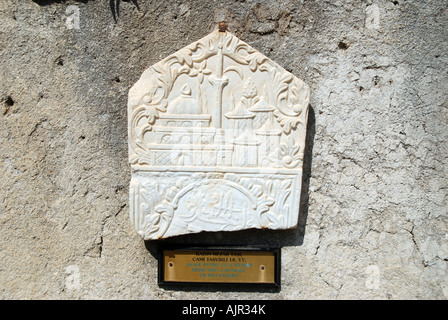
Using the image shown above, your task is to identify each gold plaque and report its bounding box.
[159,247,280,286]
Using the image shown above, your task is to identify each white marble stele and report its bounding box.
[128,29,310,240]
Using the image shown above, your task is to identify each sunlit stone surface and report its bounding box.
[128,29,310,240]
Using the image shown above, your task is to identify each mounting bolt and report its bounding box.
[218,21,227,32]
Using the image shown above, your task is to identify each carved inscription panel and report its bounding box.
[128,29,310,240]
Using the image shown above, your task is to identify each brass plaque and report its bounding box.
[159,247,280,286]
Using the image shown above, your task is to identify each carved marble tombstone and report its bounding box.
[128,28,310,240]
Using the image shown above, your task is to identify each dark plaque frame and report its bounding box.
[158,244,281,289]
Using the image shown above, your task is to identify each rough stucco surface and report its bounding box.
[0,0,447,299]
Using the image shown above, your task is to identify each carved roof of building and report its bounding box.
[166,84,201,114]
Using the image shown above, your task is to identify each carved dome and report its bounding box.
[167,84,201,114]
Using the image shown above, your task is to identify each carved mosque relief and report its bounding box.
[128,27,310,240]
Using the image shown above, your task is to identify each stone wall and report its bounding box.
[0,0,447,299]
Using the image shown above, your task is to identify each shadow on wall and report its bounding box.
[144,105,316,255]
[110,0,140,23]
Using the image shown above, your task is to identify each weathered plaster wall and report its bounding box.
[0,0,447,299]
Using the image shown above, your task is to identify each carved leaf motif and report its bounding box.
[129,106,155,164]
[266,180,274,194]
[188,61,212,83]
[168,48,193,67]
[281,179,292,190]
[278,181,291,215]
[222,35,249,65]
[130,182,149,235]
[148,213,160,227]
[267,210,283,227]
[273,110,300,134]
[257,197,275,227]
[246,52,267,72]
[148,202,174,238]
[251,184,263,198]
[289,85,305,114]
[223,66,243,79]
[279,136,301,168]
[255,60,309,136]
